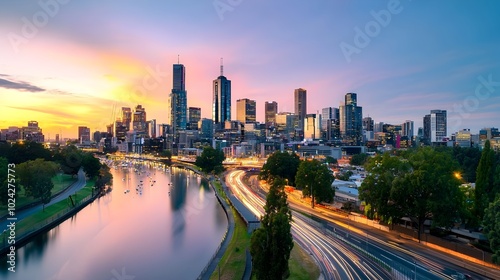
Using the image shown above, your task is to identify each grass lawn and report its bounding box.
[0,173,76,217]
[1,180,95,242]
[288,242,321,280]
[210,207,250,280]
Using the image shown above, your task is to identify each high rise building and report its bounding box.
[304,113,321,140]
[423,109,447,144]
[200,118,214,141]
[294,88,307,128]
[236,98,256,123]
[188,107,201,130]
[115,120,127,142]
[265,101,278,128]
[168,63,187,132]
[339,93,363,145]
[78,126,91,143]
[149,119,157,138]
[121,107,132,131]
[455,129,471,148]
[402,120,414,138]
[362,117,374,132]
[213,60,231,124]
[133,105,147,137]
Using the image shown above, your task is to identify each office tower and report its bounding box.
[168,63,187,132]
[362,117,374,132]
[55,133,60,144]
[339,93,363,145]
[294,88,307,128]
[121,107,132,131]
[265,101,278,128]
[455,129,472,148]
[213,59,231,124]
[92,131,100,143]
[133,105,147,137]
[423,109,447,144]
[200,118,214,141]
[236,98,256,123]
[402,120,414,138]
[304,113,321,140]
[275,112,299,140]
[479,127,500,140]
[114,120,127,142]
[188,107,201,130]
[320,107,340,141]
[149,119,157,138]
[78,126,91,143]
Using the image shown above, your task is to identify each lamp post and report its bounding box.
[310,184,314,209]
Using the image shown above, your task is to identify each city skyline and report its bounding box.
[1,1,499,138]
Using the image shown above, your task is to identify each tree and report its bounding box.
[324,156,337,165]
[54,145,83,176]
[159,149,173,165]
[391,147,463,241]
[95,164,113,191]
[484,195,500,264]
[259,151,300,186]
[250,178,293,280]
[475,140,497,221]
[7,141,51,164]
[452,146,481,183]
[194,146,225,174]
[350,153,369,166]
[359,153,409,223]
[17,159,59,207]
[295,159,335,206]
[81,153,101,179]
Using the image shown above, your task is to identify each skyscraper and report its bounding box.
[213,59,231,124]
[133,105,147,137]
[423,109,447,144]
[236,98,256,123]
[265,101,278,128]
[339,93,363,145]
[169,63,187,132]
[78,126,90,143]
[121,107,132,131]
[402,120,414,138]
[294,88,307,128]
[188,107,201,130]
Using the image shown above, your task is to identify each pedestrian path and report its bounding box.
[0,169,87,231]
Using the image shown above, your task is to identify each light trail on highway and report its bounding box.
[226,170,391,280]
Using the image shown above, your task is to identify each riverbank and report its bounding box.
[0,180,99,255]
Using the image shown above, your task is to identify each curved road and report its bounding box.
[226,170,391,280]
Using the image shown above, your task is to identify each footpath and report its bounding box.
[0,169,96,254]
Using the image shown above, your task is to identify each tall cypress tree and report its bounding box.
[250,178,293,280]
[475,140,496,221]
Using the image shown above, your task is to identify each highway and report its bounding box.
[226,169,500,280]
[226,170,391,280]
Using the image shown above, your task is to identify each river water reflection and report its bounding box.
[1,164,228,280]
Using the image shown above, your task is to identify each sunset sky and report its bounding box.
[1,0,499,139]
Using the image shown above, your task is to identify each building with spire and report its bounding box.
[213,58,231,126]
[168,61,188,133]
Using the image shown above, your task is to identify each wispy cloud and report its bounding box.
[0,76,45,92]
[7,106,76,119]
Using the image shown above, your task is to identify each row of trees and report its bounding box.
[259,151,335,205]
[359,142,500,261]
[0,141,113,207]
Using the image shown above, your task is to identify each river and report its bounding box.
[1,163,228,280]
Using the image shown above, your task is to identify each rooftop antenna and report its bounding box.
[177,54,179,64]
[220,57,223,76]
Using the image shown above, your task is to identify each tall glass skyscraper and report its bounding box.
[169,64,187,132]
[294,88,307,129]
[339,93,363,145]
[213,60,231,125]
